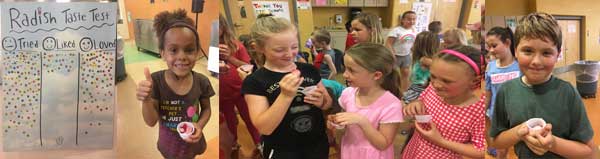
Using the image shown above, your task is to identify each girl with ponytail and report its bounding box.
[483,26,520,158]
[328,43,403,158]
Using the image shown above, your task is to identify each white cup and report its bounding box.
[240,64,254,72]
[415,115,432,123]
[329,121,345,129]
[301,85,317,95]
[177,122,196,140]
[526,118,546,131]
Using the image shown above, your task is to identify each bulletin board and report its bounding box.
[1,2,116,151]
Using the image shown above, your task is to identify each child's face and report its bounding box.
[401,13,416,28]
[485,35,511,59]
[429,58,477,100]
[350,20,371,43]
[515,37,559,85]
[310,36,325,49]
[258,29,299,67]
[160,27,199,77]
[342,55,380,88]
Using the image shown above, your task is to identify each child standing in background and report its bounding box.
[483,26,520,158]
[402,45,486,159]
[387,11,417,92]
[136,9,214,159]
[311,29,338,80]
[329,43,403,159]
[350,13,384,45]
[218,14,260,158]
[442,28,468,48]
[489,12,596,159]
[242,16,332,159]
[402,31,440,106]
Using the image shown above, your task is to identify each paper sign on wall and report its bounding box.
[399,0,409,4]
[297,0,311,10]
[252,1,291,21]
[412,2,432,33]
[1,2,116,151]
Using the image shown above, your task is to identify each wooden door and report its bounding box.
[556,19,581,68]
[225,0,257,36]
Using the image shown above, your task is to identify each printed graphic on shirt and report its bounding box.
[490,71,520,84]
[399,34,416,43]
[291,115,313,133]
[159,100,199,132]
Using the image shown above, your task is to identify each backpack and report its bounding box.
[333,48,345,73]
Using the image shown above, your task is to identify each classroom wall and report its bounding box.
[487,0,600,60]
[311,7,389,29]
[388,0,464,32]
[485,0,534,16]
[123,0,218,54]
[534,0,600,60]
[297,1,315,54]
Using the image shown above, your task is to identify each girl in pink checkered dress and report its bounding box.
[402,45,486,158]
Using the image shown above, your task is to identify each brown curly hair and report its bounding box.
[153,9,199,50]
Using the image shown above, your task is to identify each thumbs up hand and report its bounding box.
[137,67,154,101]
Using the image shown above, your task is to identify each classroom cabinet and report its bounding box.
[377,0,388,7]
[313,0,387,7]
[328,30,348,51]
[348,0,364,7]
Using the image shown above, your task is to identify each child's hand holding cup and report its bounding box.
[526,118,547,136]
[328,114,345,130]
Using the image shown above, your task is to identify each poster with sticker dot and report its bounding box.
[1,2,116,151]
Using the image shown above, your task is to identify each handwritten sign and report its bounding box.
[412,2,432,33]
[252,1,291,21]
[1,2,116,151]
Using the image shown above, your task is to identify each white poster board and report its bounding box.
[1,2,116,151]
[412,2,432,33]
[252,1,290,21]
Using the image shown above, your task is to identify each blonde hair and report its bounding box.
[443,28,468,46]
[346,43,402,98]
[250,16,297,64]
[515,12,562,51]
[250,16,297,48]
[353,13,384,44]
[219,14,238,53]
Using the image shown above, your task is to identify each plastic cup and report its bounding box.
[329,121,345,129]
[415,115,432,123]
[301,85,317,95]
[240,64,254,72]
[177,122,196,140]
[526,118,546,131]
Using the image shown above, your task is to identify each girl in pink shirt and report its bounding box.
[329,43,403,159]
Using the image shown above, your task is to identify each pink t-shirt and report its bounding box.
[402,85,486,159]
[338,87,403,159]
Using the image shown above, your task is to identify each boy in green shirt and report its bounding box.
[489,12,597,158]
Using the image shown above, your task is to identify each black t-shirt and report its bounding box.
[241,62,327,149]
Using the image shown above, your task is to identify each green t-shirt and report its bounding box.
[489,76,594,158]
